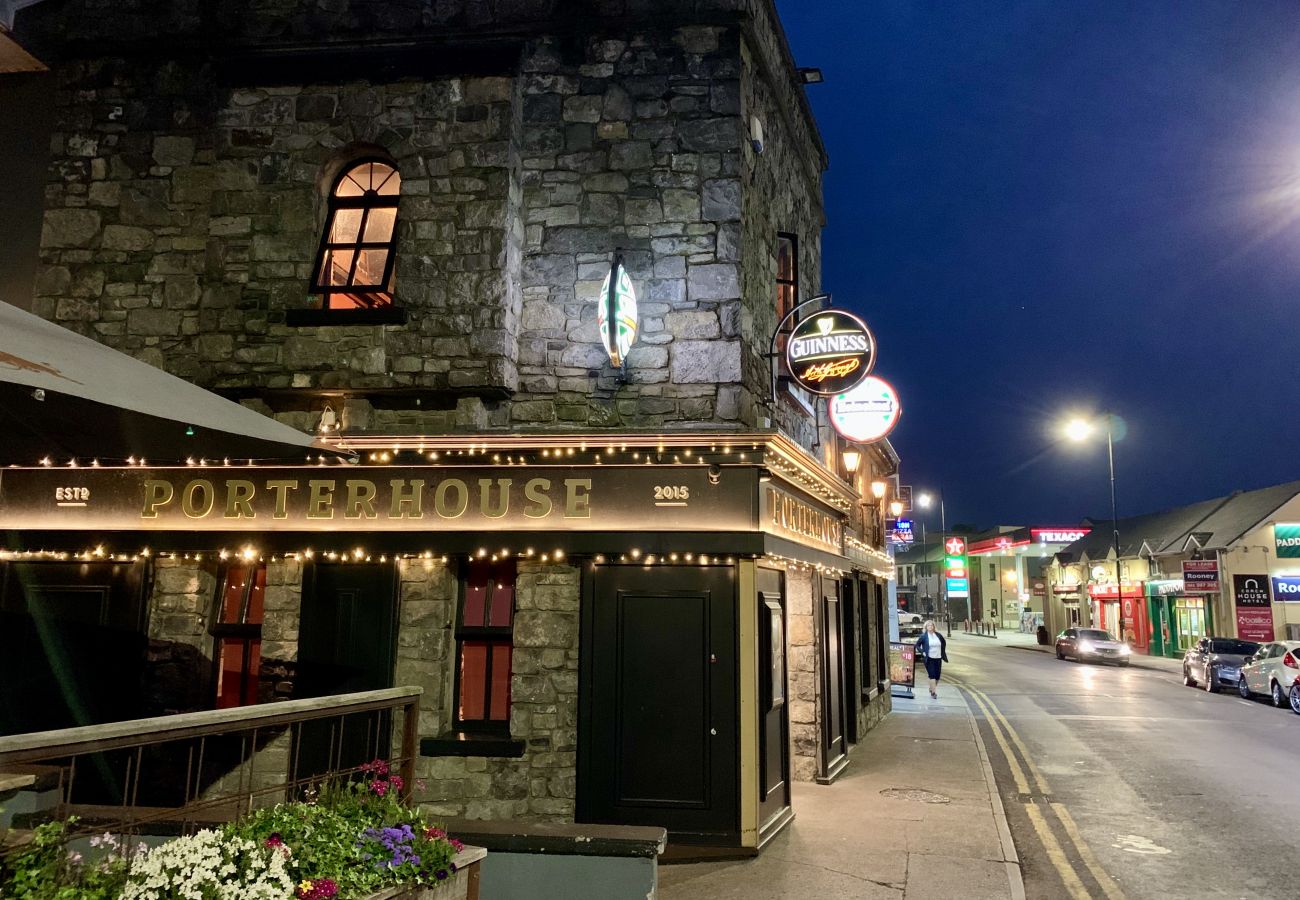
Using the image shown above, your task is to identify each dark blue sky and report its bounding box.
[778,0,1300,528]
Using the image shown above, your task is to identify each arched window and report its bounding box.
[310,159,401,309]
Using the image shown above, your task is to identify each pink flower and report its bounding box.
[389,775,404,792]
[265,834,284,848]
[371,780,388,797]
[451,838,465,853]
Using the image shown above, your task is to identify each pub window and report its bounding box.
[988,563,997,582]
[775,233,798,348]
[310,159,401,310]
[454,559,517,732]
[211,563,266,709]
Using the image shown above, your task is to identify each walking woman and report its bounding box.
[915,621,949,699]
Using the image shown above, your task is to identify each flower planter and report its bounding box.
[363,847,486,900]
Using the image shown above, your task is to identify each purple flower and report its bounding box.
[435,869,449,881]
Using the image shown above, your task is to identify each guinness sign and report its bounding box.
[784,309,874,396]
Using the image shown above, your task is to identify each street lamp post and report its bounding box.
[1064,414,1124,642]
[918,490,948,623]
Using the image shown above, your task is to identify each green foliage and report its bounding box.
[0,819,129,900]
[0,761,463,900]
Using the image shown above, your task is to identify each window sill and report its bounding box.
[420,732,525,759]
[286,307,409,327]
[777,376,816,417]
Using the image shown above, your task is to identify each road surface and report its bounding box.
[946,636,1297,899]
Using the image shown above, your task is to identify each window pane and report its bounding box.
[336,171,367,197]
[463,561,489,627]
[371,164,400,196]
[488,560,516,627]
[216,638,261,709]
[458,641,489,721]
[777,236,794,283]
[362,206,397,243]
[219,567,248,624]
[325,248,355,286]
[489,642,512,721]
[246,565,266,625]
[352,249,389,287]
[329,208,364,243]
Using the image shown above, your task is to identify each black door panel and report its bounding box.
[580,564,737,840]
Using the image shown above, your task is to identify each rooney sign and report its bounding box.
[785,309,875,396]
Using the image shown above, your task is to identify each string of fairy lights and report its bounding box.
[15,438,857,514]
[3,435,885,578]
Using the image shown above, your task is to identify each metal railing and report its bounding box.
[0,686,421,845]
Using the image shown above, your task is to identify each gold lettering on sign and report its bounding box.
[182,480,215,519]
[390,479,425,518]
[141,480,174,518]
[523,478,552,518]
[564,478,592,518]
[434,479,468,518]
[345,480,378,519]
[766,487,842,550]
[266,480,297,519]
[307,480,336,519]
[225,480,256,519]
[479,478,511,519]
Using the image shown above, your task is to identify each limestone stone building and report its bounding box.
[1,0,900,851]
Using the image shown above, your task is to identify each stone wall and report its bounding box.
[784,568,820,783]
[19,0,830,448]
[738,33,824,449]
[31,63,521,396]
[143,558,216,716]
[400,560,581,822]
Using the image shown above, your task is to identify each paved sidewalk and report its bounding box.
[658,689,1024,900]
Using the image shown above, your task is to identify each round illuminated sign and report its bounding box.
[829,376,900,443]
[784,309,875,396]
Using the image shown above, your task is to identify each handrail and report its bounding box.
[0,686,422,765]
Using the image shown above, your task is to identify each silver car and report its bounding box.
[1182,637,1260,693]
[1055,627,1132,666]
[1238,640,1300,709]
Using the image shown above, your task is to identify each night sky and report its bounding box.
[778,1,1300,528]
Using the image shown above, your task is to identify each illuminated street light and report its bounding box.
[1063,417,1094,442]
[1060,411,1125,641]
[870,480,887,499]
[918,492,932,509]
[889,500,903,518]
[842,446,862,475]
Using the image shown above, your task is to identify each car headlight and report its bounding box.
[1119,645,1131,655]
[1077,640,1095,653]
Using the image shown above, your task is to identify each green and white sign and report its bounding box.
[1275,523,1300,558]
[596,253,638,368]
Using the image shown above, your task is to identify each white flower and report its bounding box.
[121,830,294,900]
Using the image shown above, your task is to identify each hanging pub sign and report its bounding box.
[596,253,638,368]
[829,375,900,443]
[784,308,874,396]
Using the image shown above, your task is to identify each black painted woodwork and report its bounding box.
[0,560,148,736]
[819,576,848,779]
[756,567,791,833]
[579,564,738,842]
[294,562,398,779]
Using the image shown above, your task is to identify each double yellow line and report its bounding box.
[953,678,1125,900]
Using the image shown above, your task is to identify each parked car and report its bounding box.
[1237,641,1300,708]
[899,614,925,639]
[1182,637,1260,693]
[1055,627,1132,666]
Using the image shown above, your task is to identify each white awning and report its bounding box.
[0,302,336,464]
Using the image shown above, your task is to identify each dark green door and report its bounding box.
[757,567,791,834]
[579,564,738,842]
[295,562,398,780]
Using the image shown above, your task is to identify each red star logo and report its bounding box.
[946,537,966,555]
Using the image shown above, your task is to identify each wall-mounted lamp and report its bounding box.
[317,403,339,434]
[870,481,887,500]
[842,446,862,475]
[889,500,904,518]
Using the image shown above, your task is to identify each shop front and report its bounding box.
[1146,580,1214,658]
[1087,583,1148,651]
[0,432,891,850]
